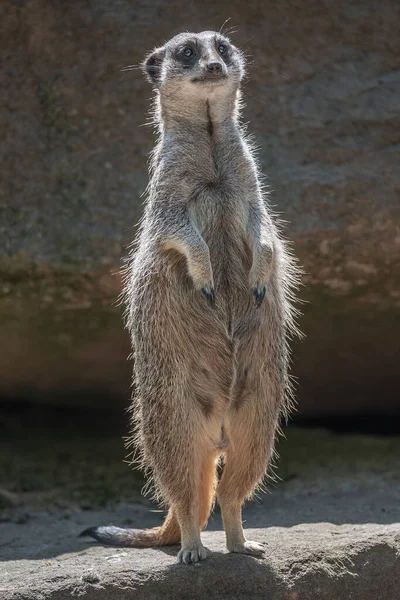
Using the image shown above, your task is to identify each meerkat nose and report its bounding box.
[207,62,222,73]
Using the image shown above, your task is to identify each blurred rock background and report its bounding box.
[1,0,399,417]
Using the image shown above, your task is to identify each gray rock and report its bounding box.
[1,0,400,413]
[1,514,399,599]
[1,427,399,599]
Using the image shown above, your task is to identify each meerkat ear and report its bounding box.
[142,47,165,85]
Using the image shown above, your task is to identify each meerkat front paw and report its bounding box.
[229,540,265,556]
[201,285,216,306]
[178,543,209,564]
[253,284,267,307]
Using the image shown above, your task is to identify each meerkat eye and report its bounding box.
[183,47,194,57]
[218,43,227,55]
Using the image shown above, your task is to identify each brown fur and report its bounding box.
[81,30,300,564]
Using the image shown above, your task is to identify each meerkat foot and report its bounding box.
[253,285,267,307]
[178,543,209,564]
[201,286,216,306]
[228,540,265,556]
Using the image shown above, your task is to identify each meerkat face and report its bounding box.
[142,31,244,95]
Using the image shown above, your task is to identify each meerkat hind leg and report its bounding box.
[198,450,219,530]
[218,465,265,556]
[173,491,209,564]
[177,441,220,562]
[177,517,208,564]
[170,440,212,563]
[173,463,209,564]
[218,403,275,556]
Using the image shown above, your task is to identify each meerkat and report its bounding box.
[81,30,299,564]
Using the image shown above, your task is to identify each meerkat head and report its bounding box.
[142,31,245,121]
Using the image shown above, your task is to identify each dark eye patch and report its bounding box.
[174,44,198,65]
[215,39,232,64]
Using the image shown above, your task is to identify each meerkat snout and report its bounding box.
[206,62,223,73]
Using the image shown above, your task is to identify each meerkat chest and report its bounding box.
[189,182,249,239]
[165,127,258,240]
[188,146,257,240]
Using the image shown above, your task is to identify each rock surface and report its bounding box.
[1,426,400,599]
[1,0,400,413]
[1,522,399,600]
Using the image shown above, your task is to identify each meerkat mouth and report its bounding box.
[191,75,227,84]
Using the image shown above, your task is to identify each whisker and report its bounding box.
[223,25,239,37]
[120,63,141,71]
[120,67,139,73]
[245,62,290,81]
[240,36,255,47]
[219,17,232,34]
[119,72,133,83]
[244,91,270,106]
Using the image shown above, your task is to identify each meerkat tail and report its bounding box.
[79,525,162,547]
[79,508,181,548]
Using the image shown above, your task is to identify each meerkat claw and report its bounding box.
[229,540,266,556]
[201,286,216,306]
[254,285,267,307]
[178,544,208,564]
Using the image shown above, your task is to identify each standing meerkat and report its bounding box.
[81,30,300,564]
